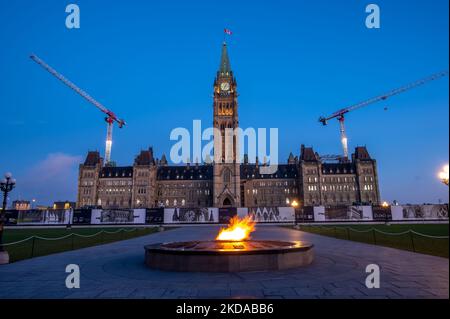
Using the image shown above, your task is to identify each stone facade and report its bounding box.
[77,43,381,210]
[212,43,241,208]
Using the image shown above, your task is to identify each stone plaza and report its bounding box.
[0,226,448,299]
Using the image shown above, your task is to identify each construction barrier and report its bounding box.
[4,204,448,226]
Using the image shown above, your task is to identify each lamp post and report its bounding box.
[291,200,300,226]
[438,164,449,186]
[381,201,390,224]
[0,172,16,264]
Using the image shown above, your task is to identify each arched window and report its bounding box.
[223,169,231,184]
[223,197,232,206]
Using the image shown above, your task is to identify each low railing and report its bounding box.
[298,225,449,258]
[2,228,154,263]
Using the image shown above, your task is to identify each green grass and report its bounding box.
[2,227,159,263]
[294,223,449,258]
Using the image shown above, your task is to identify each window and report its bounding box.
[224,169,231,183]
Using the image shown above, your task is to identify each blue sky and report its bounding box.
[0,0,448,205]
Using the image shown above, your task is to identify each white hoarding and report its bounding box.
[313,206,326,221]
[164,208,218,223]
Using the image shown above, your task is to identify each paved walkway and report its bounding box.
[0,226,448,299]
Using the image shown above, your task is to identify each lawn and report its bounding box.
[2,226,159,263]
[295,223,449,258]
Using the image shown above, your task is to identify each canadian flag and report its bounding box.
[224,28,233,35]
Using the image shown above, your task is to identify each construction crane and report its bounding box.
[30,54,126,166]
[319,71,448,160]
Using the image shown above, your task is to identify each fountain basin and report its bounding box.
[144,240,314,272]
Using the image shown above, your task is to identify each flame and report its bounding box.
[216,215,256,241]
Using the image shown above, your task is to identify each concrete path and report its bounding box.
[0,226,448,299]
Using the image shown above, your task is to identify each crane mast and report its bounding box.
[30,54,126,166]
[339,117,348,159]
[319,71,448,160]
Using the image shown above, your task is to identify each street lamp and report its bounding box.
[381,201,391,225]
[291,200,300,226]
[0,172,16,264]
[438,164,449,186]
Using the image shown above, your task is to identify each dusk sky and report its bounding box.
[0,0,448,206]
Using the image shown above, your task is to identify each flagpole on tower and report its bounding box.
[224,28,232,44]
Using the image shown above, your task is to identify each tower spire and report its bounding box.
[219,42,232,75]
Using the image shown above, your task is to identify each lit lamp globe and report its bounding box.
[381,201,391,226]
[1,172,16,265]
[291,200,300,229]
[438,165,449,186]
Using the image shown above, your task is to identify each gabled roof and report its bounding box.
[300,145,319,162]
[321,163,356,175]
[241,164,298,179]
[84,151,102,166]
[157,165,213,181]
[100,166,133,178]
[134,148,155,165]
[354,146,372,161]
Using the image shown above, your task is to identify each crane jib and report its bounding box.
[318,70,448,158]
[320,70,448,122]
[30,54,125,124]
[30,53,126,165]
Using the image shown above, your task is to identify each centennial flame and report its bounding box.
[216,215,256,241]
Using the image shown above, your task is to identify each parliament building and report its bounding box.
[76,43,381,209]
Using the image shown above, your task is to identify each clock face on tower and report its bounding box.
[220,82,230,91]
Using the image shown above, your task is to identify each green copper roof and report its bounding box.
[219,42,231,74]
